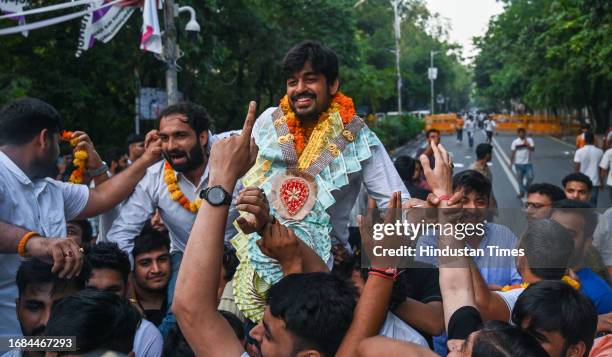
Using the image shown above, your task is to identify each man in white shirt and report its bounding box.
[574,131,603,206]
[463,116,476,148]
[106,102,241,336]
[599,147,612,203]
[483,116,496,143]
[511,128,535,198]
[0,97,162,336]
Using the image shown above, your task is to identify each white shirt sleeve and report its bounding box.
[133,319,163,357]
[493,288,525,323]
[361,142,410,208]
[106,171,157,255]
[57,180,90,221]
[511,139,517,151]
[600,149,611,170]
[574,148,582,164]
[528,137,535,148]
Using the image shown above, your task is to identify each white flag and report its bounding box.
[76,0,135,57]
[0,0,29,37]
[140,0,161,54]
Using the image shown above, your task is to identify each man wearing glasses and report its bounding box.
[523,183,566,221]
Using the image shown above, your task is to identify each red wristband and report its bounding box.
[368,271,396,282]
[438,194,450,201]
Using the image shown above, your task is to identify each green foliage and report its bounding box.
[473,0,611,131]
[371,114,424,149]
[0,0,468,152]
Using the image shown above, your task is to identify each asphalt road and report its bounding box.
[424,130,611,210]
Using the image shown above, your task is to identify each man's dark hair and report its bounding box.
[562,172,593,192]
[133,226,171,258]
[85,242,131,283]
[68,219,93,246]
[394,155,418,182]
[16,258,90,297]
[518,219,574,280]
[475,143,493,160]
[517,127,526,133]
[552,199,598,239]
[105,147,126,163]
[512,280,598,357]
[584,131,595,145]
[126,133,145,146]
[452,170,491,199]
[45,289,141,355]
[426,129,440,138]
[223,245,239,282]
[472,320,548,357]
[267,273,356,356]
[157,102,211,135]
[0,97,63,146]
[163,326,195,357]
[527,183,566,202]
[282,41,339,85]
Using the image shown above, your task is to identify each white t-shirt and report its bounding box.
[133,319,163,357]
[485,119,497,132]
[493,287,526,323]
[599,148,612,187]
[379,312,429,347]
[0,151,89,336]
[463,120,475,133]
[511,137,535,165]
[574,145,604,186]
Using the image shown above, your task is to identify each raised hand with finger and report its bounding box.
[256,221,302,275]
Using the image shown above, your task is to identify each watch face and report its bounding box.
[208,187,226,205]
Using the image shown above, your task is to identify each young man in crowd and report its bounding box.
[464,115,476,149]
[511,127,535,198]
[229,41,409,322]
[511,280,598,357]
[106,102,241,335]
[394,155,430,200]
[130,228,171,327]
[469,143,497,214]
[85,242,164,357]
[483,115,496,144]
[106,147,129,176]
[524,183,566,221]
[574,131,603,206]
[0,97,162,336]
[126,133,146,165]
[417,129,442,170]
[562,172,612,279]
[66,219,94,248]
[44,289,141,357]
[550,200,612,322]
[2,258,90,357]
[600,143,612,202]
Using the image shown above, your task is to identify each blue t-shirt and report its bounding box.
[577,268,612,314]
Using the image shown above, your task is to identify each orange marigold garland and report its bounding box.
[60,131,88,184]
[279,92,356,156]
[164,162,202,213]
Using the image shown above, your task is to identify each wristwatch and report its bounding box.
[87,162,109,177]
[199,185,232,206]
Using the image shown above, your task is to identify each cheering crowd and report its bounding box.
[0,41,611,357]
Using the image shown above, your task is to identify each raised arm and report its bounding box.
[173,102,258,357]
[336,192,403,357]
[469,263,511,321]
[77,131,162,218]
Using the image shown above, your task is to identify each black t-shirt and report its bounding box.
[396,263,442,347]
[448,306,483,341]
[140,297,168,327]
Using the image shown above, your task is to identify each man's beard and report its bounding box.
[165,139,205,173]
[290,91,320,121]
[33,155,59,179]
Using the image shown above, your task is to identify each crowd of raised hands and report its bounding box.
[170,101,512,357]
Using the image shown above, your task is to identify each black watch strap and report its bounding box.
[199,185,232,206]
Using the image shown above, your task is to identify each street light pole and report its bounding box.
[163,0,179,105]
[392,0,402,115]
[430,50,437,115]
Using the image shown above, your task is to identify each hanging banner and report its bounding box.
[76,0,134,57]
[140,0,161,54]
[0,0,30,37]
